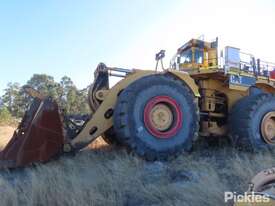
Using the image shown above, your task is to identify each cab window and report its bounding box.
[179,49,192,64]
[194,48,204,64]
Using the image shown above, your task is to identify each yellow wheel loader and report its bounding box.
[1,38,275,168]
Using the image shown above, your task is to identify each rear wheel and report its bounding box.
[229,93,275,150]
[113,74,199,160]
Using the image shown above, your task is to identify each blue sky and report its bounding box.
[1,0,275,94]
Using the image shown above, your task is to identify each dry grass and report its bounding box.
[0,126,275,206]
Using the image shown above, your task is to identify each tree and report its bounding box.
[59,76,76,114]
[0,97,3,109]
[77,87,90,114]
[59,76,90,115]
[0,106,13,124]
[26,74,61,99]
[2,82,24,117]
[1,74,91,118]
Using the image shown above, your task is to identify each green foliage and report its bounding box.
[58,76,90,115]
[0,106,13,124]
[2,82,25,117]
[1,74,90,118]
[27,74,62,101]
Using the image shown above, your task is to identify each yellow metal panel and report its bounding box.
[168,70,200,97]
[229,84,249,91]
[208,48,218,67]
[228,70,255,78]
[234,198,275,206]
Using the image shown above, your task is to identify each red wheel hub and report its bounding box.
[143,96,183,139]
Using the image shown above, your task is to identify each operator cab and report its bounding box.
[171,38,219,72]
[170,38,275,80]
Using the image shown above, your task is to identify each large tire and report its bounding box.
[101,127,121,145]
[113,74,199,160]
[229,93,275,150]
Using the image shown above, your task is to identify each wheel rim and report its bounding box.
[143,96,182,139]
[261,111,275,144]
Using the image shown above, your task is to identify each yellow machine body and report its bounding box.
[69,69,200,150]
[68,38,275,151]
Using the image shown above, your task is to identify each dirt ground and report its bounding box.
[0,125,274,206]
[0,126,15,150]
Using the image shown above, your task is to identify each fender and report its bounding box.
[168,70,200,97]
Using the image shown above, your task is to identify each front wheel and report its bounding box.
[113,74,199,161]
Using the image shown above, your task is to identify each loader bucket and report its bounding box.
[0,96,64,168]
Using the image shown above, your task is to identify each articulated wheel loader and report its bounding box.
[1,38,275,168]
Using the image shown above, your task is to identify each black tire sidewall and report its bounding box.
[229,94,275,150]
[114,74,198,154]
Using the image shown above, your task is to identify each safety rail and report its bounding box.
[214,51,275,78]
[230,51,275,77]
